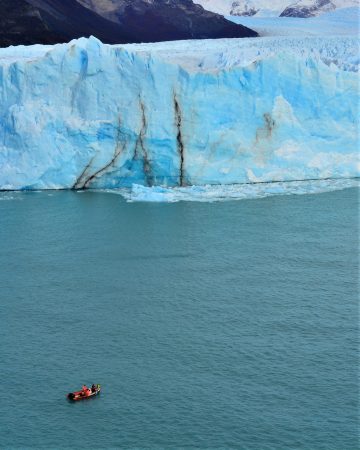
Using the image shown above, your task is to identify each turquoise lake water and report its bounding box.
[0,187,358,449]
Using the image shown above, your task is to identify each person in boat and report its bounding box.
[91,384,97,393]
[82,385,91,396]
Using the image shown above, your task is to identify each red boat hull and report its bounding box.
[67,386,101,401]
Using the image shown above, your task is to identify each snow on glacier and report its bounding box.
[0,35,358,191]
[195,0,359,17]
[228,6,360,36]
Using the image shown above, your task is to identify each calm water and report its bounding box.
[0,188,358,449]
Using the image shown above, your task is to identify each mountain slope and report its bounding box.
[0,0,257,48]
[231,1,259,16]
[0,0,138,47]
[76,0,258,41]
[280,0,336,17]
[0,0,63,47]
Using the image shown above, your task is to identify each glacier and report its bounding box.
[0,35,358,191]
[228,6,360,36]
[194,0,359,17]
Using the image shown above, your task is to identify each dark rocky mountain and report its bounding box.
[230,1,259,16]
[77,0,257,40]
[280,0,336,17]
[0,0,138,47]
[0,0,257,48]
[0,0,62,47]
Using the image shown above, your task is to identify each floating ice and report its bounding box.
[107,178,359,202]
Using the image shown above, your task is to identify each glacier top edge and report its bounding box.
[0,35,358,73]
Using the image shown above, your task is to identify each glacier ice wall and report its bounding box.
[0,36,358,190]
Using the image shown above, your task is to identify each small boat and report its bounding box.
[67,384,101,401]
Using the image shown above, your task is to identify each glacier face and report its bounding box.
[0,36,358,190]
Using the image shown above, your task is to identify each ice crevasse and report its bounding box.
[0,35,358,190]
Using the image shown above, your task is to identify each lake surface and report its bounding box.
[0,187,358,449]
